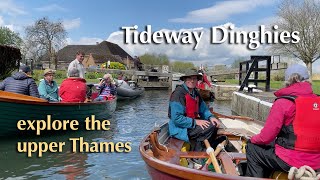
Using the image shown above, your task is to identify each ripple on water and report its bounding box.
[0,90,232,179]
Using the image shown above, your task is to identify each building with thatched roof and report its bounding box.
[43,41,134,69]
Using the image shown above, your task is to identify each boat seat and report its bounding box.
[166,137,185,152]
[218,128,255,139]
[166,137,189,164]
[218,152,246,176]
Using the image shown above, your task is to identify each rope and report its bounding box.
[288,166,320,180]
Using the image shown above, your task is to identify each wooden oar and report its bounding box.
[204,139,222,173]
[203,140,227,167]
[210,107,253,121]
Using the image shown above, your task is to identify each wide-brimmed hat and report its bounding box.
[180,69,203,81]
[285,64,309,81]
[43,69,55,76]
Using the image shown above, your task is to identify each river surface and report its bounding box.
[0,90,232,180]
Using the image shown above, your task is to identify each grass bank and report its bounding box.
[224,79,320,94]
[36,78,101,85]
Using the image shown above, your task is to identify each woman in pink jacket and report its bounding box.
[246,64,320,177]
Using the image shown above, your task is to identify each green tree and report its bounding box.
[0,27,22,48]
[231,57,245,69]
[171,61,195,73]
[139,53,170,65]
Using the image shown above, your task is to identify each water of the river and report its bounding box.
[0,90,232,180]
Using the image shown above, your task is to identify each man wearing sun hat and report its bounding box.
[168,68,222,155]
[0,65,39,97]
[38,69,59,102]
[246,64,320,177]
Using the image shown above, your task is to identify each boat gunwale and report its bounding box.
[0,90,117,106]
[0,97,116,106]
[139,124,262,180]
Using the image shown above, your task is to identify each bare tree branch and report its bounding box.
[24,17,67,69]
[272,0,320,76]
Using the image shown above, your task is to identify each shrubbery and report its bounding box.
[272,70,285,81]
[101,62,126,70]
[85,71,105,79]
[32,70,43,81]
[32,69,118,80]
[54,70,67,79]
[32,70,67,81]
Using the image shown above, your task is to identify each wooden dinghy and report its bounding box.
[139,110,266,180]
[0,90,117,137]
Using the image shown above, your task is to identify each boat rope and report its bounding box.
[288,166,320,180]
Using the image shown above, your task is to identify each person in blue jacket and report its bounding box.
[38,69,59,102]
[0,65,39,97]
[168,69,222,152]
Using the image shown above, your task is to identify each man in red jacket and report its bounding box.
[197,69,212,90]
[246,64,320,177]
[59,68,87,102]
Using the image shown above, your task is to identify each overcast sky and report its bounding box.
[1,0,319,71]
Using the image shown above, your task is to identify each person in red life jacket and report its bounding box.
[59,68,87,102]
[246,64,320,178]
[168,69,223,154]
[197,69,212,90]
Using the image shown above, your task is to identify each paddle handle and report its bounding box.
[205,140,227,165]
[204,139,222,173]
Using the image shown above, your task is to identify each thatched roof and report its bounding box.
[57,41,133,63]
[90,53,123,63]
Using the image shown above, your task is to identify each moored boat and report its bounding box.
[116,80,145,100]
[139,110,268,180]
[0,90,117,137]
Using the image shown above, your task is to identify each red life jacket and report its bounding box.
[276,96,320,152]
[197,82,206,90]
[185,93,199,119]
